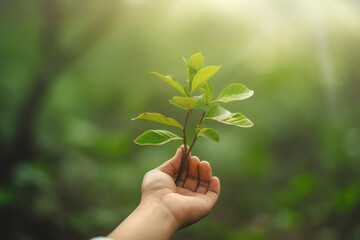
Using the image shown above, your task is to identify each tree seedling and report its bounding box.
[133,52,254,183]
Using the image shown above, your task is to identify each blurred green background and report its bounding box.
[1,0,360,239]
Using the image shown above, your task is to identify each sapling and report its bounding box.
[133,52,254,183]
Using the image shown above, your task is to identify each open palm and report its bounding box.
[141,146,221,228]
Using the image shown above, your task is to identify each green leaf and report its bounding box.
[188,67,197,84]
[193,95,208,111]
[134,130,182,145]
[188,52,204,70]
[132,112,183,129]
[183,57,191,83]
[205,104,254,128]
[215,83,254,103]
[166,75,177,82]
[173,96,198,110]
[183,86,189,96]
[198,128,220,142]
[205,103,231,118]
[200,81,213,105]
[183,55,199,84]
[150,72,186,96]
[191,66,221,94]
[169,99,187,110]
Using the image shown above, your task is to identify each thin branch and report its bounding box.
[182,112,206,164]
[176,111,206,184]
[176,110,190,183]
[183,111,190,157]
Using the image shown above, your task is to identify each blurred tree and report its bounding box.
[0,0,120,238]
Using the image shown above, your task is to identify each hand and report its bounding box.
[108,146,220,240]
[141,145,221,228]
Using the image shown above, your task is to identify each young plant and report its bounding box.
[133,53,254,183]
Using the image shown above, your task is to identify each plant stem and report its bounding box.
[176,111,190,183]
[176,111,206,184]
[183,111,190,154]
[182,112,206,160]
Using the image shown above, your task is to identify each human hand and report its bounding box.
[141,145,221,228]
[108,146,220,240]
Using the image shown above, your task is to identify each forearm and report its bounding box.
[108,201,179,240]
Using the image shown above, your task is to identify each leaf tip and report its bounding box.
[245,119,254,128]
[133,138,141,145]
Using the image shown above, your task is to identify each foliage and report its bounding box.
[133,53,254,177]
[133,53,253,144]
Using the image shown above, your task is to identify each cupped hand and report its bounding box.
[140,145,221,229]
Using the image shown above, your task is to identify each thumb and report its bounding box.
[157,147,184,177]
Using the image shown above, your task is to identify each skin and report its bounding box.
[108,145,221,240]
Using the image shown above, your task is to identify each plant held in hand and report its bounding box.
[133,53,254,182]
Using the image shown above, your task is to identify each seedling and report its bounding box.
[133,53,254,182]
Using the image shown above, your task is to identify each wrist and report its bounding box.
[138,199,180,231]
[108,199,179,240]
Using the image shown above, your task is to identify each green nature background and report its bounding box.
[1,0,360,239]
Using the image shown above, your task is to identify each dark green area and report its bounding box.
[1,0,360,239]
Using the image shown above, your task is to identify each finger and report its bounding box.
[196,161,212,193]
[183,156,200,192]
[202,177,220,207]
[179,144,191,159]
[207,176,221,196]
[157,148,182,177]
